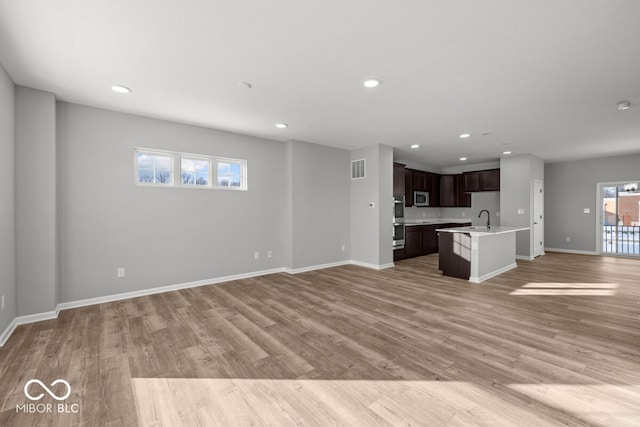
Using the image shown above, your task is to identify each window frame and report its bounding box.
[179,155,212,188]
[214,157,247,191]
[134,149,175,187]
[134,148,247,191]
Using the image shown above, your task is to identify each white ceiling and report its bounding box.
[1,0,639,169]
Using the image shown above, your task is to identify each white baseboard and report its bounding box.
[0,318,18,347]
[469,263,518,284]
[516,255,535,261]
[545,248,597,256]
[284,260,351,274]
[15,310,58,326]
[58,267,286,312]
[351,260,395,270]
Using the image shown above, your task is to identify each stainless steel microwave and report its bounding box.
[414,191,429,207]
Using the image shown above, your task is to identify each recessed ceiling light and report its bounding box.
[459,157,468,161]
[275,123,288,129]
[111,85,131,94]
[363,78,380,88]
[238,81,252,89]
[410,144,420,149]
[503,151,512,155]
[617,101,631,111]
[459,133,471,139]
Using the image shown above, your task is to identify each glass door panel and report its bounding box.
[601,183,640,256]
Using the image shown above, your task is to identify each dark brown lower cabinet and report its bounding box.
[404,225,439,258]
[422,225,438,254]
[393,248,406,261]
[405,226,423,258]
[401,223,472,261]
[438,232,471,280]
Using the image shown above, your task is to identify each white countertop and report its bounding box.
[436,225,530,236]
[404,219,471,226]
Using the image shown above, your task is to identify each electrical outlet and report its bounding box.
[254,252,259,260]
[117,268,125,278]
[1,294,5,311]
[566,236,571,242]
[267,251,272,258]
[496,212,500,217]
[461,212,465,217]
[422,212,426,217]
[341,244,346,252]
[583,208,590,214]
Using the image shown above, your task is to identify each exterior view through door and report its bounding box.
[599,181,640,256]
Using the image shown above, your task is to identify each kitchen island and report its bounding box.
[436,226,530,283]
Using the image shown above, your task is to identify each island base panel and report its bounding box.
[438,232,471,280]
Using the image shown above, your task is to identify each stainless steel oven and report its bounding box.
[393,195,405,223]
[393,195,405,248]
[393,222,405,249]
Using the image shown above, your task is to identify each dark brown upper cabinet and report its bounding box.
[456,174,472,207]
[406,169,440,207]
[479,168,500,191]
[463,169,500,192]
[393,163,405,196]
[439,175,456,207]
[440,174,470,207]
[412,170,428,191]
[464,171,480,192]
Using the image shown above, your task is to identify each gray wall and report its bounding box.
[350,144,393,267]
[15,87,57,316]
[500,154,544,258]
[57,103,287,302]
[545,153,640,252]
[377,145,393,266]
[287,140,351,270]
[351,145,380,266]
[0,64,16,333]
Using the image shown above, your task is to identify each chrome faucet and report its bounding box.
[478,210,490,228]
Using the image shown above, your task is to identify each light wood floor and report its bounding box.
[1,252,639,426]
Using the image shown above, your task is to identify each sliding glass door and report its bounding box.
[599,182,640,256]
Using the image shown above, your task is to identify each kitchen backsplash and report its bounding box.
[405,192,501,226]
[404,207,442,220]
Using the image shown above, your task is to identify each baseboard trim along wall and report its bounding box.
[516,255,535,261]
[0,318,18,347]
[284,260,351,274]
[469,263,518,284]
[57,267,286,312]
[351,260,395,270]
[0,259,397,347]
[544,248,597,256]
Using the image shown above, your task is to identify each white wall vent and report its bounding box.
[351,159,366,179]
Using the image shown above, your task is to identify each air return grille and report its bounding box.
[351,159,366,179]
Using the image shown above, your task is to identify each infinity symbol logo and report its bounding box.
[24,379,71,401]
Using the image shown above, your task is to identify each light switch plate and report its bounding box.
[517,209,525,215]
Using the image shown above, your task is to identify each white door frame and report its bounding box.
[533,179,544,257]
[596,180,640,256]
